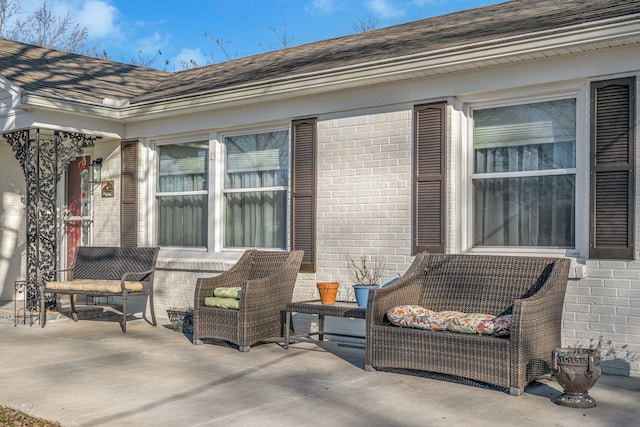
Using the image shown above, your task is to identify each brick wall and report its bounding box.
[91,140,120,246]
[563,262,640,376]
[309,109,416,302]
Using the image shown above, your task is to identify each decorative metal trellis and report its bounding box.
[3,128,99,309]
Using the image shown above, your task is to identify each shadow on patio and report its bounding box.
[0,315,638,427]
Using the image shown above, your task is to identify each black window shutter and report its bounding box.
[590,77,636,259]
[121,140,138,247]
[413,103,446,254]
[291,118,317,272]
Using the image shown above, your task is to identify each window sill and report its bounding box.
[156,250,243,273]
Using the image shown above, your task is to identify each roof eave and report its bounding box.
[17,17,640,122]
[19,92,123,119]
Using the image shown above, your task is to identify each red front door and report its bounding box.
[65,156,91,270]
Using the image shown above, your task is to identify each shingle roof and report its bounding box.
[132,0,640,103]
[1,0,639,106]
[0,40,170,104]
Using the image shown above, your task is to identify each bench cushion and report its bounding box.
[386,305,512,336]
[46,280,144,293]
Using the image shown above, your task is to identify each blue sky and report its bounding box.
[23,0,504,69]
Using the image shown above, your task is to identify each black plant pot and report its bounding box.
[167,308,193,334]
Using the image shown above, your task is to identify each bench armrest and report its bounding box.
[509,258,571,389]
[367,252,430,326]
[120,269,154,291]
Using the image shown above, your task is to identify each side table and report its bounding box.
[284,300,366,349]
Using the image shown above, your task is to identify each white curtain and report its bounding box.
[157,143,208,247]
[472,99,576,247]
[224,131,288,249]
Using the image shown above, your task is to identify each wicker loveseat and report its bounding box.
[365,253,571,395]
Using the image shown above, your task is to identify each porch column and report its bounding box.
[2,129,99,308]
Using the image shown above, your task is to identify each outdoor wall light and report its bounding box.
[91,157,103,183]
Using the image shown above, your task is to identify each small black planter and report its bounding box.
[167,308,193,334]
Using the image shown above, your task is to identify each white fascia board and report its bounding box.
[19,92,122,119]
[17,17,640,122]
[12,108,125,139]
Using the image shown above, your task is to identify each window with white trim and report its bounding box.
[471,98,576,248]
[223,130,289,249]
[156,142,208,247]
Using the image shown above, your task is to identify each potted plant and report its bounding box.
[346,254,385,307]
[317,281,340,305]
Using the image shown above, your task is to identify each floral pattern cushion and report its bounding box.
[436,310,466,331]
[386,305,442,330]
[445,313,496,335]
[386,305,512,336]
[493,314,512,336]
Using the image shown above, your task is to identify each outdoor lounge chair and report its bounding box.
[192,249,304,351]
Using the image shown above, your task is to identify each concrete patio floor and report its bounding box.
[1,315,639,427]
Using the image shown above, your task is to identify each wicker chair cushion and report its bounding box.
[46,280,144,293]
[386,305,512,336]
[204,297,240,309]
[386,305,443,329]
[446,313,497,334]
[493,314,512,336]
[213,287,242,299]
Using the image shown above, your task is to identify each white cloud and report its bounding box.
[173,48,209,68]
[366,0,405,19]
[306,0,337,15]
[77,1,119,38]
[16,1,121,39]
[411,0,442,6]
[136,31,171,55]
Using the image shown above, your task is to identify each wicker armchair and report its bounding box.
[193,249,304,351]
[365,253,571,395]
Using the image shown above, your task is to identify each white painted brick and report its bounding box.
[604,279,631,289]
[563,295,579,304]
[616,307,640,316]
[595,260,630,270]
[575,296,604,305]
[602,297,630,307]
[590,305,616,315]
[613,270,640,279]
[587,269,614,279]
[629,317,640,326]
[315,107,414,284]
[618,288,640,298]
[569,282,598,294]
[575,313,601,322]
[588,323,616,333]
[600,315,629,325]
[563,320,589,330]
[590,287,619,297]
[614,325,640,335]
